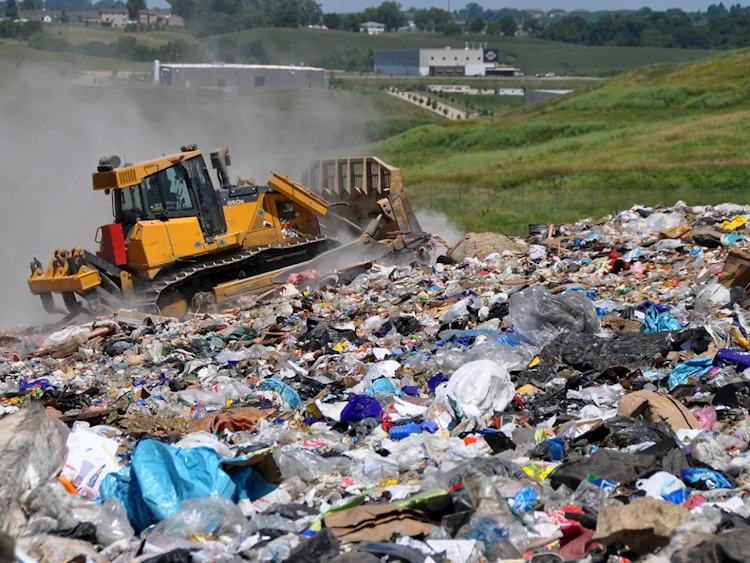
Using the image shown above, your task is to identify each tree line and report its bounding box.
[541,10,750,49]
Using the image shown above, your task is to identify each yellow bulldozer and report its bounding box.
[28,145,431,320]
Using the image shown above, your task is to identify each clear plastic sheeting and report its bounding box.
[95,498,135,546]
[144,495,249,545]
[508,286,600,346]
[0,404,69,536]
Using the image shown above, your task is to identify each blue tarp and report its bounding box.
[100,440,276,532]
[642,306,682,333]
[668,358,713,390]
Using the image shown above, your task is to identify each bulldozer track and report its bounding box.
[137,235,332,312]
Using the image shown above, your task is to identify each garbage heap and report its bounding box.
[5,201,750,563]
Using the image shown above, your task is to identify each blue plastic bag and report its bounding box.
[261,377,301,410]
[366,377,404,396]
[100,440,275,532]
[668,358,713,390]
[427,373,449,394]
[642,306,682,333]
[340,395,382,422]
[513,487,538,513]
[130,440,237,522]
[681,468,732,490]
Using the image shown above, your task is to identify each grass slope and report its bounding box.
[379,49,750,234]
[219,27,717,76]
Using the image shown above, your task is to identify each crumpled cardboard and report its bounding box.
[594,497,693,555]
[719,249,750,289]
[617,390,701,431]
[324,504,436,542]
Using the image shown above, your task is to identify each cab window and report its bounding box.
[143,166,194,214]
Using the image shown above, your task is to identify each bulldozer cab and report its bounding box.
[113,153,226,238]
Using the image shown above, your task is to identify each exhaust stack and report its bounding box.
[210,145,233,190]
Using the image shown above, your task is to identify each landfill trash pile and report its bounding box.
[6,201,750,562]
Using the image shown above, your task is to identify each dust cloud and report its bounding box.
[416,209,464,246]
[0,72,383,329]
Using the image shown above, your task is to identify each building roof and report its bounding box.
[524,8,545,13]
[571,8,590,12]
[19,10,42,17]
[360,21,385,27]
[140,9,156,14]
[160,63,325,71]
[100,8,128,14]
[81,11,99,17]
[548,9,568,14]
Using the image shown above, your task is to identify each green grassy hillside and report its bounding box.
[379,49,750,234]
[219,27,717,76]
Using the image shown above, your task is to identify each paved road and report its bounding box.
[387,90,468,120]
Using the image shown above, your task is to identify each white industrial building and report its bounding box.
[154,62,327,90]
[374,47,501,77]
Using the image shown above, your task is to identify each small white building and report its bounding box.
[167,14,184,27]
[360,21,386,35]
[100,8,129,28]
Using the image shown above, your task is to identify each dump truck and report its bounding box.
[28,145,431,319]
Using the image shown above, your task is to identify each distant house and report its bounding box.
[43,14,51,22]
[167,14,184,27]
[524,9,545,19]
[547,9,568,17]
[100,7,129,28]
[81,11,100,23]
[18,10,43,22]
[360,21,386,35]
[139,9,157,24]
[571,8,590,14]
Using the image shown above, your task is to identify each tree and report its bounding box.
[376,1,405,31]
[499,14,517,36]
[271,0,301,27]
[443,19,461,35]
[361,6,377,21]
[299,0,322,26]
[463,2,483,19]
[468,16,484,32]
[413,7,451,31]
[342,12,361,31]
[522,18,541,36]
[60,8,70,22]
[486,19,501,35]
[19,0,34,11]
[4,0,18,18]
[323,12,341,29]
[126,0,145,20]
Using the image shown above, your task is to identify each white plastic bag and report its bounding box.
[694,283,731,313]
[439,360,514,416]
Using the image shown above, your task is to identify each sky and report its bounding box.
[319,1,714,12]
